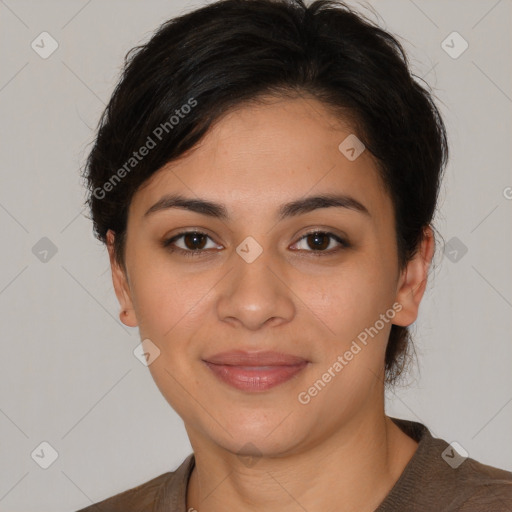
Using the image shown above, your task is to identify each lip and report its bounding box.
[203,350,309,392]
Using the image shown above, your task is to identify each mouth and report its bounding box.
[202,350,309,392]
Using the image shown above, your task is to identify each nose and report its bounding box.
[216,247,296,331]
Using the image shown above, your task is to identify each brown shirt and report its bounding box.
[76,418,512,511]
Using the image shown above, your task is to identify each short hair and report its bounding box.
[83,0,449,385]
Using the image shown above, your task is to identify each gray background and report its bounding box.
[0,0,511,510]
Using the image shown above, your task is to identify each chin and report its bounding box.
[223,433,302,461]
[214,410,310,458]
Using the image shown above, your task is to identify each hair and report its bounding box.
[82,0,448,385]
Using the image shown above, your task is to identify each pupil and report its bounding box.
[309,232,328,250]
[185,232,206,250]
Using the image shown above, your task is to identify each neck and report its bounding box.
[186,413,418,512]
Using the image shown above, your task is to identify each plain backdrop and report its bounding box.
[0,0,511,510]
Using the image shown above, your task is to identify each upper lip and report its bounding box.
[203,350,308,366]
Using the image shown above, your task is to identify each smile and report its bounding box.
[202,351,309,392]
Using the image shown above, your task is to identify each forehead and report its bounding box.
[131,96,392,222]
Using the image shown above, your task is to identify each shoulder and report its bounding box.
[380,418,512,512]
[448,456,512,511]
[74,454,194,512]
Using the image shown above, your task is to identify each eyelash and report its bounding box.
[161,230,350,258]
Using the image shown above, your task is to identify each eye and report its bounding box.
[162,229,349,258]
[162,230,221,257]
[290,231,349,255]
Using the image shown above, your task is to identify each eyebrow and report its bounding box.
[144,192,370,221]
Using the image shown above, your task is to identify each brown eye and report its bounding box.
[162,231,221,257]
[291,231,349,255]
[306,232,330,250]
[182,232,208,250]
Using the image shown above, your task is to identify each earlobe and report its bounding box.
[106,229,138,328]
[393,226,435,327]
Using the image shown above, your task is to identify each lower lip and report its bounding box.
[203,361,308,391]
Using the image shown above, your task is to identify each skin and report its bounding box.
[107,95,434,512]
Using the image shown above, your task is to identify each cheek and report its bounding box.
[132,264,213,414]
[302,259,397,342]
[129,253,211,338]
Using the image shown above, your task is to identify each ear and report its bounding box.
[392,226,435,327]
[106,229,138,327]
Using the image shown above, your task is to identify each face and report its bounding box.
[108,95,431,459]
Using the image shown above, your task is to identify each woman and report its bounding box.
[77,0,512,510]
